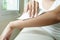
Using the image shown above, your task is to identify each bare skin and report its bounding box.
[0,0,60,40]
[0,5,60,40]
[24,0,39,18]
[0,0,39,40]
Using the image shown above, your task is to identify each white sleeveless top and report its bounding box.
[18,0,60,40]
[37,0,60,40]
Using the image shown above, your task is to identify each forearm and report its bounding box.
[17,11,59,28]
[1,6,59,40]
[19,5,60,28]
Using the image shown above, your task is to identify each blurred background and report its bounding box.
[0,0,28,40]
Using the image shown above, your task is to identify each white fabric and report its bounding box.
[16,0,60,40]
[37,0,60,40]
[17,11,30,20]
[14,30,54,40]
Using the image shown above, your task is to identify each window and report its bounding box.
[3,0,19,10]
[24,0,28,7]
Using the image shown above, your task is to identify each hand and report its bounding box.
[24,0,39,18]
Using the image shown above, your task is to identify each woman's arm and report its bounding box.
[11,6,60,29]
[16,11,59,28]
[13,6,60,28]
[0,20,24,40]
[0,6,60,40]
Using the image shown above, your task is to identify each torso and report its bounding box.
[42,0,55,10]
[30,0,60,40]
[21,0,60,40]
[37,0,60,40]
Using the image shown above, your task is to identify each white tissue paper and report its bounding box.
[17,11,30,20]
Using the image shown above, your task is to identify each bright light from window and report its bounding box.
[3,0,19,10]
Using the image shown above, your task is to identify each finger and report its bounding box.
[35,1,39,17]
[35,1,38,17]
[24,3,29,13]
[31,9,35,18]
[31,1,35,18]
[26,3,29,12]
[29,2,32,17]
[27,1,31,18]
[29,9,32,17]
